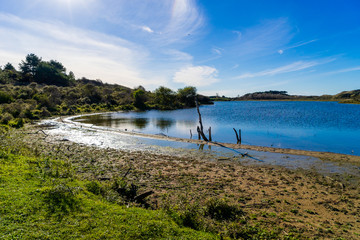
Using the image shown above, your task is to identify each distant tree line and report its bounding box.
[238,90,291,100]
[210,89,360,103]
[0,53,212,128]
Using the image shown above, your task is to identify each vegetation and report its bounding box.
[2,126,359,239]
[0,130,215,239]
[0,53,212,128]
[210,90,360,103]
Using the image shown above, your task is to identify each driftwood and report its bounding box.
[122,167,132,180]
[233,128,241,144]
[195,96,209,141]
[134,190,154,203]
[208,127,212,141]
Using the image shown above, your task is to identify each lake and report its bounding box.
[74,101,360,155]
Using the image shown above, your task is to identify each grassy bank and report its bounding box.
[0,130,216,239]
[1,125,360,239]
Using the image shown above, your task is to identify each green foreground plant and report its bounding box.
[0,130,215,239]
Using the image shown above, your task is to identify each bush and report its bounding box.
[8,118,24,128]
[85,181,102,195]
[178,203,202,230]
[0,112,14,124]
[42,182,81,215]
[0,91,13,104]
[205,198,244,221]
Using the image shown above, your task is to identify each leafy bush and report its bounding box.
[85,181,102,195]
[42,182,81,215]
[8,118,24,128]
[0,91,13,104]
[0,112,14,124]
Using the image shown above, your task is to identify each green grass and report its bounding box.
[0,150,216,239]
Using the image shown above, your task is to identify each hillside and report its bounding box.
[210,90,360,103]
[0,53,212,128]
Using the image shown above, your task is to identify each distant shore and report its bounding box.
[210,89,360,104]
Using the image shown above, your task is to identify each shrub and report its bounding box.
[85,181,102,195]
[0,91,13,104]
[8,118,24,128]
[42,182,81,215]
[205,198,244,221]
[0,112,14,124]
[178,203,202,230]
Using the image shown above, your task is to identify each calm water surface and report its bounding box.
[75,101,360,155]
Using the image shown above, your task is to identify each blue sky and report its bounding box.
[0,0,359,96]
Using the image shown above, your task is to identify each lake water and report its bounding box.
[74,101,360,155]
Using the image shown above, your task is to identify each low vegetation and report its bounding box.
[0,128,216,239]
[0,53,212,128]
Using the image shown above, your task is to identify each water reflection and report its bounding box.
[132,118,148,129]
[154,118,174,130]
[74,101,360,155]
[198,144,212,151]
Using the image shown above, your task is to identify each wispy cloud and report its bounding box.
[100,0,205,46]
[234,60,329,79]
[324,66,360,75]
[278,39,318,54]
[157,0,205,45]
[229,18,293,58]
[173,65,219,86]
[163,49,193,61]
[0,13,151,87]
[211,47,223,55]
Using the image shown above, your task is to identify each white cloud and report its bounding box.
[278,50,284,54]
[173,65,219,86]
[235,60,325,79]
[141,26,154,33]
[0,13,159,87]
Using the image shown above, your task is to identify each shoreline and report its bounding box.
[61,114,360,166]
[14,121,360,239]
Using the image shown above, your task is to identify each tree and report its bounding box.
[133,88,147,109]
[34,62,70,86]
[68,71,75,81]
[19,53,42,77]
[153,86,176,109]
[4,63,15,71]
[49,60,66,73]
[177,86,197,107]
